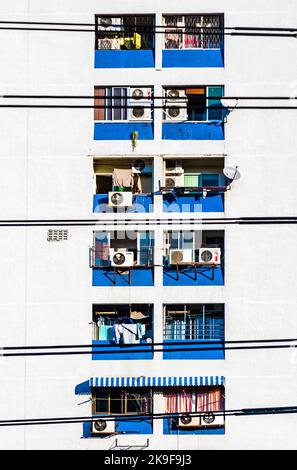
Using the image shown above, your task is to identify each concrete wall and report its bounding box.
[0,0,296,449]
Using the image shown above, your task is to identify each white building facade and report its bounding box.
[0,0,297,450]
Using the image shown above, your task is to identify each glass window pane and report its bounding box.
[180,231,193,249]
[95,390,109,413]
[208,86,223,121]
[201,174,220,187]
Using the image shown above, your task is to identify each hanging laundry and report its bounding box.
[113,169,133,189]
[122,323,140,344]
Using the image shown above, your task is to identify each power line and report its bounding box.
[1,406,297,427]
[0,217,297,227]
[0,25,295,38]
[1,341,296,357]
[3,337,295,350]
[0,104,297,110]
[2,95,297,100]
[0,21,296,32]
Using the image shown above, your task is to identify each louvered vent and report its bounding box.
[47,230,69,242]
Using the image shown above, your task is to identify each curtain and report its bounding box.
[94,233,109,266]
[166,387,223,413]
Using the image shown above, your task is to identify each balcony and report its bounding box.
[163,304,224,360]
[161,157,226,213]
[95,15,155,68]
[163,230,224,286]
[162,86,225,140]
[92,304,153,360]
[162,14,224,68]
[163,382,225,435]
[78,376,224,436]
[93,158,153,213]
[94,86,154,140]
[91,230,154,287]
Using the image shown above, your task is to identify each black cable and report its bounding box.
[3,337,295,350]
[0,217,297,228]
[0,21,296,32]
[0,25,296,38]
[2,343,297,357]
[1,406,297,427]
[2,95,297,100]
[1,104,297,110]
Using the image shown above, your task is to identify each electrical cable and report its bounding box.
[0,217,297,227]
[1,342,297,357]
[1,406,297,427]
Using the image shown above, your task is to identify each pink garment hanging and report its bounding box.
[113,169,133,188]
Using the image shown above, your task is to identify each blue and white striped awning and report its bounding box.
[89,376,224,388]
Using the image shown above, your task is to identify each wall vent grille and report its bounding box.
[47,230,69,242]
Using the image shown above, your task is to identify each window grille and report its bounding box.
[164,15,223,50]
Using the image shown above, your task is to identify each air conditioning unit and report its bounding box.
[178,412,224,428]
[110,251,134,267]
[166,89,187,101]
[170,249,193,265]
[132,159,152,174]
[166,160,184,174]
[199,248,221,265]
[200,412,225,428]
[92,419,115,435]
[128,106,152,121]
[108,191,133,208]
[178,414,201,428]
[98,38,121,50]
[165,174,184,188]
[130,87,152,103]
[164,89,188,121]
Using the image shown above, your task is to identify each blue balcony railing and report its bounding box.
[163,322,225,360]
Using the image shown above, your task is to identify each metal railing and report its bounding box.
[164,322,224,341]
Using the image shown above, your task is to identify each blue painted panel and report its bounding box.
[93,194,154,213]
[162,122,224,140]
[163,417,225,435]
[94,122,154,140]
[83,418,153,438]
[163,194,224,213]
[95,49,155,68]
[92,341,153,360]
[92,268,154,287]
[163,340,225,360]
[163,266,224,286]
[162,49,224,68]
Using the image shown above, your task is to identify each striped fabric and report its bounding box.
[89,376,225,388]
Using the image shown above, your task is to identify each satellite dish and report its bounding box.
[220,98,238,109]
[223,166,240,181]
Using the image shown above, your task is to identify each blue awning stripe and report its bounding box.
[89,376,225,388]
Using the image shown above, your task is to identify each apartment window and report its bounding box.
[94,86,153,122]
[92,304,153,344]
[92,231,154,267]
[95,15,154,50]
[93,158,153,195]
[163,86,224,122]
[164,304,224,340]
[165,386,224,416]
[163,230,224,266]
[164,15,223,49]
[92,388,153,415]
